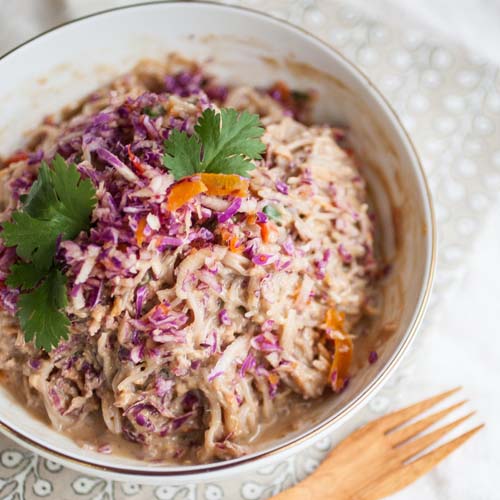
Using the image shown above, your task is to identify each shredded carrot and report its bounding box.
[200,173,249,197]
[167,177,207,211]
[110,297,123,316]
[270,80,292,102]
[326,308,353,393]
[247,213,257,225]
[127,145,145,174]
[220,228,232,243]
[145,302,169,319]
[326,308,345,331]
[4,151,29,166]
[258,221,277,244]
[165,174,249,212]
[219,228,243,253]
[258,222,270,243]
[329,336,353,393]
[228,235,243,254]
[268,372,280,385]
[135,217,147,246]
[158,303,170,315]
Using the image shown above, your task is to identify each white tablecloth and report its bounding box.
[0,1,498,499]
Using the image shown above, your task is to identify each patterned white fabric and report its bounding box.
[0,1,498,498]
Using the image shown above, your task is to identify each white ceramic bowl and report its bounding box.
[0,1,435,484]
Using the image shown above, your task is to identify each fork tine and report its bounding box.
[388,400,467,446]
[405,423,484,467]
[377,387,461,432]
[397,412,475,461]
[357,424,484,500]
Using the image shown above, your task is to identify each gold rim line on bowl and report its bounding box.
[0,0,437,477]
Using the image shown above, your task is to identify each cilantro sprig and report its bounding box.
[163,108,266,180]
[17,268,70,351]
[1,155,96,351]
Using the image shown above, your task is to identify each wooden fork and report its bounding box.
[273,388,483,500]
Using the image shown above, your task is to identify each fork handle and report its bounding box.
[271,467,349,500]
[272,484,312,500]
[272,482,348,500]
[272,483,328,500]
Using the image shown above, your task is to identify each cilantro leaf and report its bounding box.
[1,155,96,272]
[17,268,69,351]
[196,108,266,172]
[0,155,96,351]
[1,211,61,272]
[22,163,58,219]
[6,262,47,290]
[49,155,96,231]
[163,108,265,180]
[163,129,202,181]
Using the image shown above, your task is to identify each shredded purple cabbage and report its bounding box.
[252,254,273,266]
[338,243,353,264]
[239,352,256,377]
[368,351,378,364]
[218,309,231,326]
[217,198,242,223]
[251,333,282,353]
[135,285,148,318]
[256,211,268,223]
[275,180,289,195]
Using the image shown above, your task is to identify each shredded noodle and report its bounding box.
[0,56,379,463]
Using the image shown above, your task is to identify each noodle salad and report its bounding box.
[0,57,379,463]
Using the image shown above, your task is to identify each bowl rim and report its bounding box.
[0,0,437,477]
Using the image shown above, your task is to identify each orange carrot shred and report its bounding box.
[326,308,353,393]
[220,228,232,243]
[127,145,145,174]
[145,302,169,320]
[200,173,249,197]
[165,173,249,212]
[158,303,170,315]
[258,221,277,244]
[326,308,345,331]
[247,213,257,225]
[229,235,243,254]
[4,151,29,166]
[219,228,243,253]
[258,222,270,243]
[167,177,207,211]
[270,81,292,102]
[135,217,147,246]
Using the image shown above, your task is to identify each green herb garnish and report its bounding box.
[163,108,266,180]
[17,268,70,351]
[142,106,165,118]
[1,155,96,351]
[263,204,281,221]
